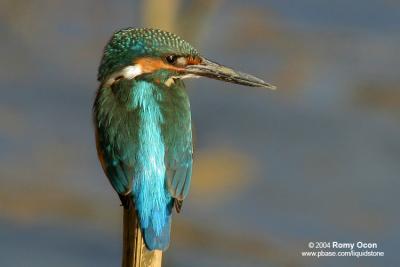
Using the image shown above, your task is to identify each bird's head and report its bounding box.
[98,28,276,89]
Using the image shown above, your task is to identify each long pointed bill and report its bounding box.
[184,57,276,90]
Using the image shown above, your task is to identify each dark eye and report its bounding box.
[166,55,177,64]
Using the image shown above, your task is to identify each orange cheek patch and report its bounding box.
[186,56,202,65]
[134,57,184,73]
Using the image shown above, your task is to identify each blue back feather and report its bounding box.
[94,74,193,251]
[131,81,172,246]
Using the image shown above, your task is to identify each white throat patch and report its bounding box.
[105,65,200,88]
[164,74,199,87]
[104,65,143,87]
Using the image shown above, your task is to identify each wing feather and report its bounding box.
[165,137,193,210]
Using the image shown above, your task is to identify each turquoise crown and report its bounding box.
[98,28,199,82]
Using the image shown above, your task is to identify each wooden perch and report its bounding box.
[122,201,162,267]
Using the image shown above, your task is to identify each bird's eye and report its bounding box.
[166,55,178,64]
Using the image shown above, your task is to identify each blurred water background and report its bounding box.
[1,0,399,266]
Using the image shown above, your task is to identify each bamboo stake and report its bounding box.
[122,201,162,267]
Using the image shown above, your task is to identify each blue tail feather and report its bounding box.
[142,214,171,251]
[138,199,174,251]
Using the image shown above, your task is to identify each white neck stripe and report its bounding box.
[104,65,143,87]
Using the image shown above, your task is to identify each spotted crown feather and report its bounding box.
[98,28,199,82]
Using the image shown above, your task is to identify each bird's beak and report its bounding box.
[184,57,276,90]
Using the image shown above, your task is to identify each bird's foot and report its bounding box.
[118,192,132,209]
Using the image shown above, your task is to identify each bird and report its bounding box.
[93,28,276,251]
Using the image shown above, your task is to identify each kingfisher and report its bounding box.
[93,28,275,251]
